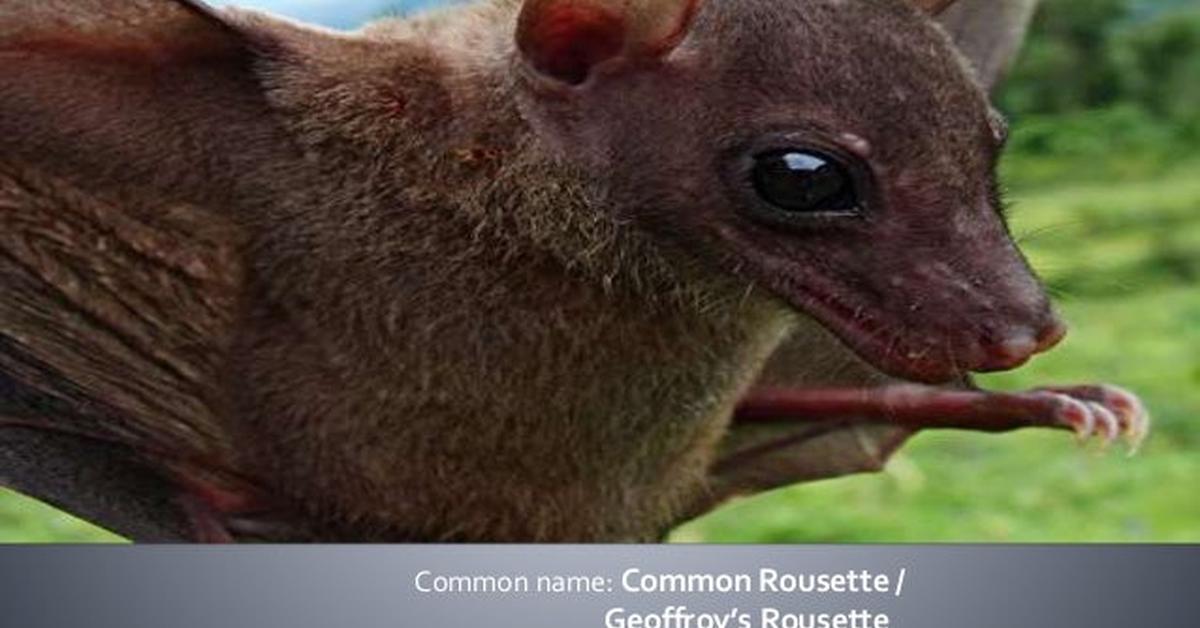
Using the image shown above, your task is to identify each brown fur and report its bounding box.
[221,6,792,540]
[1,0,1044,541]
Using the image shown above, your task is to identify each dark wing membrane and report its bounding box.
[0,0,288,531]
[0,165,241,461]
[0,424,191,542]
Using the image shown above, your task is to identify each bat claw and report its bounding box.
[170,472,294,542]
[1036,384,1151,455]
[1087,402,1120,450]
[1104,385,1151,455]
[1050,394,1095,443]
[176,494,236,544]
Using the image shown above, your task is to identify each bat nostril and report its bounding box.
[971,317,1066,374]
[1036,317,1069,353]
[970,329,1040,373]
[994,332,1038,365]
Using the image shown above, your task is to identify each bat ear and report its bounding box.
[910,0,962,15]
[516,0,701,86]
[938,0,1040,92]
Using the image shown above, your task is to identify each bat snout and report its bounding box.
[968,316,1068,373]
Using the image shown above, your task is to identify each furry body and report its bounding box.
[224,5,797,539]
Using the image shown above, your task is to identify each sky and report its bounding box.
[208,0,449,29]
[208,0,1188,29]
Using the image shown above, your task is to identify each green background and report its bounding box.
[2,0,1197,543]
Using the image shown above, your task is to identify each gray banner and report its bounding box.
[0,546,1196,628]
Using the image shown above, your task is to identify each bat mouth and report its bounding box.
[776,275,1065,385]
[777,277,973,385]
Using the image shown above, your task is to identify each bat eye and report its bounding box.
[750,150,859,215]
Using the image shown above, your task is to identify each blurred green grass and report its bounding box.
[0,490,123,543]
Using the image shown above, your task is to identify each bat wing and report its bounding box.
[707,320,918,503]
[0,0,291,539]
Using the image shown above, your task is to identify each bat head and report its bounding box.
[514,0,1065,384]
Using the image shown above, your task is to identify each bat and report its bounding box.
[0,0,1147,541]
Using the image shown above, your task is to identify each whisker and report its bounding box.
[1014,220,1086,246]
